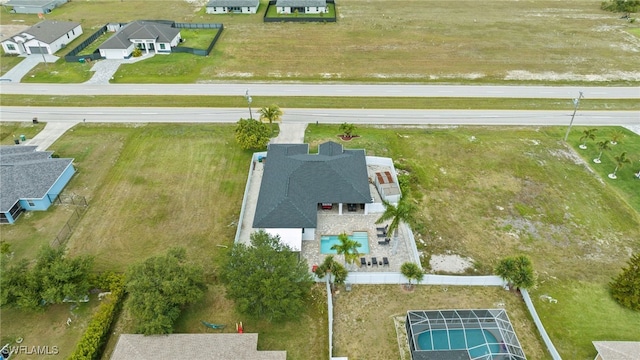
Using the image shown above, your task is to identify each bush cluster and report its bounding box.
[68,273,126,360]
[601,0,640,13]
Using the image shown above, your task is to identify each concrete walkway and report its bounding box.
[0,54,59,82]
[84,53,156,84]
[271,122,307,144]
[24,120,81,151]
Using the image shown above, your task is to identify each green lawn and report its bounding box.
[305,124,640,358]
[21,58,93,83]
[0,121,46,145]
[2,0,639,84]
[1,54,23,75]
[179,29,221,50]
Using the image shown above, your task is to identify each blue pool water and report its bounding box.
[320,232,369,254]
[417,329,501,358]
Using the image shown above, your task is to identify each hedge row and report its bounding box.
[68,273,126,360]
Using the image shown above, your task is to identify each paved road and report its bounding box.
[1,83,639,99]
[1,106,638,126]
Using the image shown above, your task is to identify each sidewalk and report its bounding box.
[24,120,81,151]
[0,54,59,82]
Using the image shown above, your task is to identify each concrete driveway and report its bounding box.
[0,54,58,82]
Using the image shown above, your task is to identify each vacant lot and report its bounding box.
[3,0,639,83]
[306,124,640,358]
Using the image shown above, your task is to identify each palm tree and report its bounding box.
[610,129,625,145]
[330,232,360,267]
[259,105,283,134]
[339,123,356,138]
[375,195,416,245]
[495,255,535,291]
[313,255,348,291]
[400,262,424,291]
[579,128,597,149]
[608,151,631,179]
[593,140,611,164]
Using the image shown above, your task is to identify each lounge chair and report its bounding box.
[360,257,366,267]
[376,225,388,231]
[383,257,389,266]
[372,257,378,266]
[378,240,388,245]
[377,233,387,238]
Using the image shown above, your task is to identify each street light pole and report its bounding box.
[244,89,253,120]
[563,91,584,142]
[38,41,47,67]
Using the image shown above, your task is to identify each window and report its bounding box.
[6,44,16,50]
[27,200,35,207]
[72,29,75,35]
[67,34,70,39]
[159,44,166,50]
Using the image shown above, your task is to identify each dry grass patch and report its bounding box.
[332,285,547,359]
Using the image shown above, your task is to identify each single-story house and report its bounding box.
[206,0,260,14]
[98,20,181,60]
[1,20,82,55]
[110,333,286,360]
[275,0,327,14]
[0,145,75,224]
[2,0,67,14]
[592,341,640,360]
[252,141,373,250]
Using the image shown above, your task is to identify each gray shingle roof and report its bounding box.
[253,141,371,229]
[19,20,80,44]
[99,21,180,50]
[207,0,259,7]
[592,341,640,360]
[275,0,326,7]
[0,145,74,212]
[110,334,286,360]
[4,0,60,7]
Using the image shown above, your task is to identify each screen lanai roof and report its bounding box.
[406,309,526,360]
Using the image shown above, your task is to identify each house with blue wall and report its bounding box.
[0,145,76,224]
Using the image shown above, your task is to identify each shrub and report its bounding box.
[601,0,640,13]
[68,273,125,360]
[610,253,640,311]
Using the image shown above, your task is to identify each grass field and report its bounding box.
[305,124,640,358]
[2,0,639,84]
[2,95,640,111]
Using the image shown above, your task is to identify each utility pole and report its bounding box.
[563,91,584,142]
[244,89,253,120]
[38,41,47,67]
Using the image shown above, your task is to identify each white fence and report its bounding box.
[233,152,266,244]
[344,272,506,286]
[521,289,562,360]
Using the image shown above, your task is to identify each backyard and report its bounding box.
[2,0,639,84]
[1,121,638,359]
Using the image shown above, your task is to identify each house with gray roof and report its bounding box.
[110,333,286,360]
[275,0,327,14]
[2,0,67,14]
[206,0,260,14]
[98,21,181,60]
[1,20,82,55]
[0,145,75,224]
[593,341,640,360]
[252,141,373,250]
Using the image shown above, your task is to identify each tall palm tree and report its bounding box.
[579,128,597,149]
[375,195,416,243]
[259,105,283,133]
[608,151,631,179]
[313,255,348,291]
[330,232,360,267]
[593,140,611,164]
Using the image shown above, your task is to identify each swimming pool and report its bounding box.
[320,232,369,254]
[417,329,500,358]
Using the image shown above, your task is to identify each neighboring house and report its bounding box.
[1,20,82,55]
[275,0,327,14]
[206,0,260,14]
[2,0,67,14]
[0,146,75,224]
[592,341,640,360]
[110,333,286,360]
[252,141,373,250]
[98,21,181,60]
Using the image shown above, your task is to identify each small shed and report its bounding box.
[3,0,68,14]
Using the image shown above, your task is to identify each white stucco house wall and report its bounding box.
[206,0,259,14]
[1,20,82,55]
[98,21,181,60]
[275,0,327,14]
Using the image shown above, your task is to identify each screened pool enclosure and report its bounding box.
[405,309,526,360]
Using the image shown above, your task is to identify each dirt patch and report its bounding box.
[429,254,474,273]
[0,24,29,42]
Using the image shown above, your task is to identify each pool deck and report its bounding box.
[238,160,417,274]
